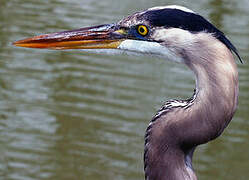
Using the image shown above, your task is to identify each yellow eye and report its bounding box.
[137,25,148,36]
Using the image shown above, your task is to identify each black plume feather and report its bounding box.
[140,9,243,63]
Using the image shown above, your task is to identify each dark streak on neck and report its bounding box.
[144,90,198,180]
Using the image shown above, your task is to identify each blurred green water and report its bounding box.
[0,0,248,180]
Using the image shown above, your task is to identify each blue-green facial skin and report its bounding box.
[127,25,150,41]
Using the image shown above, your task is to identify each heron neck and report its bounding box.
[189,42,239,138]
[144,41,238,180]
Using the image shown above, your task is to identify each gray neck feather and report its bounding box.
[144,36,239,180]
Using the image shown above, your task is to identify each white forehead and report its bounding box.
[148,5,195,14]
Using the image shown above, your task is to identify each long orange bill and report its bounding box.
[13,24,126,50]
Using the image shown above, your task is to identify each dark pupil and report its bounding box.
[140,27,145,33]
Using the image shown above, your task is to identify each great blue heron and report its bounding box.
[14,5,241,180]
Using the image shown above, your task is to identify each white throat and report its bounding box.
[118,40,184,63]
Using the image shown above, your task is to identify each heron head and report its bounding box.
[13,5,241,63]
